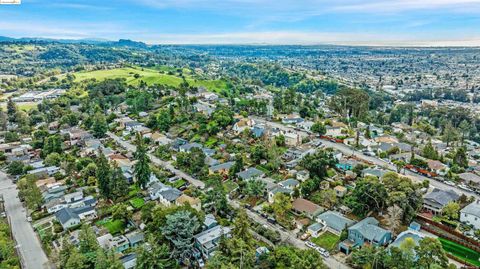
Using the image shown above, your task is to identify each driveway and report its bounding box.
[0,171,50,269]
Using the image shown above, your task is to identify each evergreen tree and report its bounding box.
[134,133,151,189]
[92,112,108,138]
[96,151,112,199]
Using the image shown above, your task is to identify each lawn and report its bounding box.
[311,231,340,251]
[223,181,239,193]
[72,66,228,93]
[129,197,145,209]
[96,219,125,235]
[438,238,480,267]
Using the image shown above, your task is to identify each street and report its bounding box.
[229,199,350,269]
[110,131,349,269]
[107,132,206,189]
[252,116,479,199]
[0,171,50,269]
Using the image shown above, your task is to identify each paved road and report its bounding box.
[107,132,206,189]
[252,117,478,198]
[0,171,50,269]
[229,199,350,269]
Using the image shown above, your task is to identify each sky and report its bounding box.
[0,0,480,45]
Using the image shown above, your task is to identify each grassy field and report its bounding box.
[438,237,480,267]
[96,219,125,235]
[129,197,145,209]
[311,232,340,251]
[0,101,38,111]
[72,67,228,93]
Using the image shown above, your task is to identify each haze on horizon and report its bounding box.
[1,0,480,46]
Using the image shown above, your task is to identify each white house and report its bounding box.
[460,200,480,230]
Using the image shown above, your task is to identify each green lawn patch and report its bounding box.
[172,179,187,189]
[128,185,140,197]
[311,231,340,251]
[129,197,145,209]
[96,219,125,235]
[438,237,480,267]
[327,168,336,178]
[205,137,218,147]
[223,181,239,193]
[72,66,228,93]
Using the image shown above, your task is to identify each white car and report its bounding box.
[315,247,330,258]
[305,241,316,249]
[459,184,473,192]
[445,181,456,186]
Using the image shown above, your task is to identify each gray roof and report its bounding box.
[270,186,293,196]
[362,168,388,178]
[194,225,231,245]
[73,206,95,215]
[317,211,356,232]
[459,172,480,184]
[209,161,235,171]
[179,142,202,152]
[461,201,480,218]
[159,188,182,202]
[55,208,80,224]
[424,188,460,207]
[308,222,325,233]
[236,167,264,180]
[349,217,390,242]
[125,231,145,245]
[279,178,299,188]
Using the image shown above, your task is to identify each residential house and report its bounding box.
[284,132,301,147]
[427,160,447,176]
[339,217,392,254]
[296,170,309,182]
[175,194,202,211]
[194,225,232,259]
[158,188,182,207]
[292,198,324,219]
[460,200,480,230]
[55,208,81,229]
[125,231,145,248]
[459,172,480,191]
[120,253,137,269]
[208,161,235,175]
[316,211,356,236]
[325,126,343,137]
[233,118,255,134]
[278,178,300,190]
[423,188,460,214]
[236,168,265,181]
[268,186,293,204]
[307,222,325,238]
[281,114,304,125]
[334,186,347,197]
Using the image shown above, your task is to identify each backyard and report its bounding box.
[311,231,340,251]
[438,237,480,267]
[96,218,125,235]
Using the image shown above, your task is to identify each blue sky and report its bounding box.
[1,0,480,45]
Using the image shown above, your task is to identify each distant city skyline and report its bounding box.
[1,0,480,45]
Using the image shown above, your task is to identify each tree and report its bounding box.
[232,209,253,243]
[244,179,266,198]
[272,193,292,222]
[7,161,24,175]
[384,205,403,236]
[110,163,129,200]
[422,140,439,160]
[267,246,327,269]
[96,152,112,199]
[348,245,384,269]
[161,210,200,262]
[204,179,229,217]
[453,146,468,168]
[416,237,449,269]
[134,133,151,189]
[393,160,406,173]
[94,248,123,269]
[92,112,108,138]
[136,239,177,269]
[312,189,337,209]
[250,144,267,164]
[64,248,87,269]
[442,121,458,147]
[6,98,17,122]
[44,152,62,166]
[43,135,62,156]
[311,122,326,136]
[459,119,471,144]
[300,150,336,179]
[346,176,387,216]
[17,176,43,210]
[442,201,460,220]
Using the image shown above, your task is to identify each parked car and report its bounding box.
[305,241,316,249]
[300,233,311,240]
[445,181,456,186]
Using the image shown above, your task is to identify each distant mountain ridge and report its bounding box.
[0,36,148,48]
